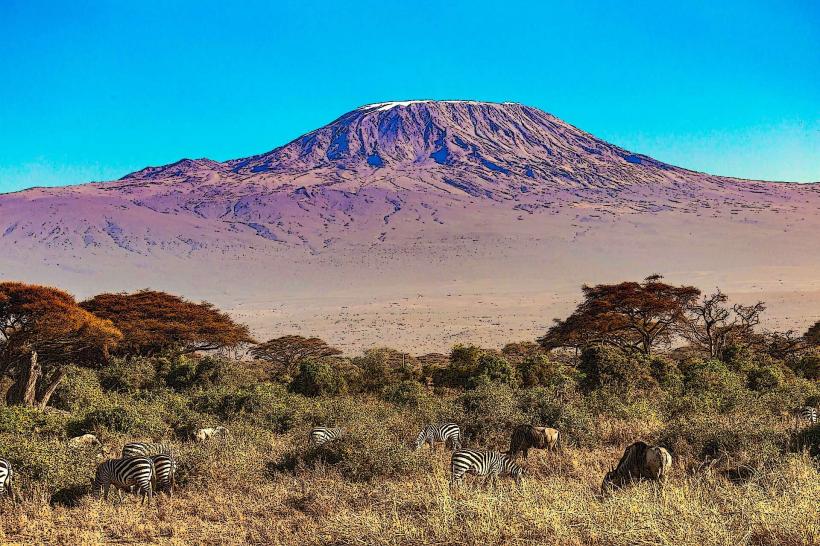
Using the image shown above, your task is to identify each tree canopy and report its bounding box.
[249,335,342,379]
[80,290,254,357]
[539,275,701,355]
[0,281,122,407]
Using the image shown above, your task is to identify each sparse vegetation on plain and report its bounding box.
[0,278,818,545]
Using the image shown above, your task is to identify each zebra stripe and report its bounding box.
[0,458,13,498]
[414,423,462,451]
[149,454,177,496]
[450,449,524,487]
[122,442,172,458]
[796,406,818,425]
[93,457,155,504]
[310,427,344,447]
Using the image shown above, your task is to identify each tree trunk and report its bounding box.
[6,351,41,406]
[35,367,67,409]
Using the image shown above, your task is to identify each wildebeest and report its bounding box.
[508,425,560,459]
[602,441,672,494]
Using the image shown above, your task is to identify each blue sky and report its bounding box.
[0,0,818,193]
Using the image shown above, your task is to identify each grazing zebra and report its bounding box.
[0,458,14,500]
[150,454,177,497]
[93,457,155,505]
[414,423,462,451]
[122,442,172,458]
[309,427,344,447]
[450,449,525,488]
[794,406,818,425]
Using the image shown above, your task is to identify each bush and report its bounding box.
[68,403,169,438]
[680,359,746,413]
[467,353,517,389]
[98,357,161,392]
[460,383,525,447]
[747,364,785,392]
[658,412,788,466]
[0,434,98,496]
[353,348,420,392]
[579,345,657,393]
[0,406,68,437]
[192,383,306,432]
[50,367,106,412]
[517,355,576,389]
[166,355,263,391]
[382,380,427,407]
[290,360,347,397]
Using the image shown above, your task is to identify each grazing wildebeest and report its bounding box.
[602,441,672,495]
[508,425,560,459]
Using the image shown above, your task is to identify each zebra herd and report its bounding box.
[0,404,816,505]
[92,442,177,505]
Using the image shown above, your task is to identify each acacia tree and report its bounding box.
[539,275,700,355]
[80,290,254,357]
[0,282,122,408]
[680,289,766,359]
[249,335,341,379]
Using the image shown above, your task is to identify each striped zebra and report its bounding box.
[795,406,818,425]
[0,458,15,500]
[309,427,344,447]
[450,449,525,488]
[150,454,177,497]
[92,457,155,505]
[414,423,462,451]
[122,442,172,458]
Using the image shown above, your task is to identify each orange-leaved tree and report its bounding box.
[539,275,701,355]
[80,290,254,357]
[0,281,122,407]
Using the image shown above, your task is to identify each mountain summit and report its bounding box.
[1,101,817,350]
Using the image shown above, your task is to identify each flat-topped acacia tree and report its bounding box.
[80,290,254,358]
[539,275,701,356]
[249,335,342,379]
[0,282,122,407]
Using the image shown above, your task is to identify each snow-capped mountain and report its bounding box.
[1,101,817,350]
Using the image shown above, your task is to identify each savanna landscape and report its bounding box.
[0,277,818,545]
[1,4,819,544]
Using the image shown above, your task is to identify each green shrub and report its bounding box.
[166,355,263,391]
[99,357,160,392]
[290,360,347,397]
[382,380,427,407]
[579,345,657,393]
[680,359,746,413]
[353,348,420,392]
[467,353,517,389]
[68,403,169,438]
[192,383,305,432]
[517,355,577,389]
[459,383,525,447]
[0,406,68,437]
[50,367,106,412]
[747,364,785,392]
[0,434,98,496]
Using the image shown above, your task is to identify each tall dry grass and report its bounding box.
[1,431,817,545]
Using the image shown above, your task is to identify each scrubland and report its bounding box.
[1,346,818,545]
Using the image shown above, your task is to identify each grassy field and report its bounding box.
[1,409,818,545]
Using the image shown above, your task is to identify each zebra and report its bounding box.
[450,449,525,488]
[414,423,462,451]
[92,457,155,505]
[309,427,344,447]
[0,458,15,501]
[122,442,172,458]
[795,406,818,426]
[150,454,177,497]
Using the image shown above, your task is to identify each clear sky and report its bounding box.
[1,0,818,193]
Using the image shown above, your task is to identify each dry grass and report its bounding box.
[1,433,817,546]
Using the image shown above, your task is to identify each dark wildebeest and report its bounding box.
[508,425,560,459]
[601,441,672,495]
